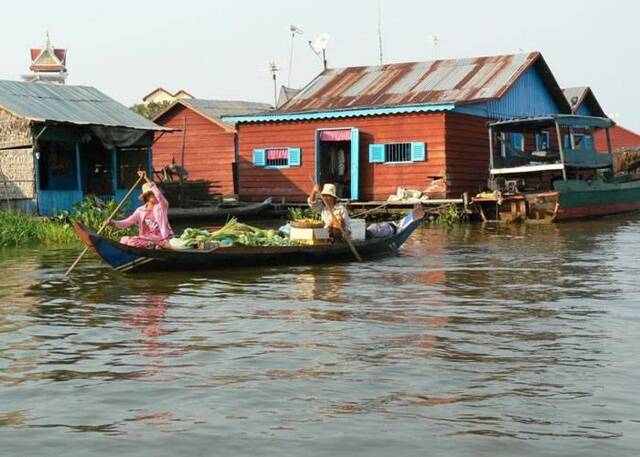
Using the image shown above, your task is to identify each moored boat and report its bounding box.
[73,209,423,273]
[167,198,273,221]
[472,115,640,222]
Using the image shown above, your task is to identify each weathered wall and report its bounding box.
[237,112,447,202]
[0,108,32,150]
[153,105,237,196]
[0,148,35,199]
[444,112,490,196]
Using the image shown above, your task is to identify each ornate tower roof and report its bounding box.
[22,32,68,84]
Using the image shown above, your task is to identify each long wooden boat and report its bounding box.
[167,198,273,221]
[73,210,423,273]
[472,115,640,223]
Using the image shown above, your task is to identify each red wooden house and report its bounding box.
[152,99,271,195]
[225,52,571,202]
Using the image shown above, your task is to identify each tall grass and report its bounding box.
[0,197,135,247]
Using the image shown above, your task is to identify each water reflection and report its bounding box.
[0,217,639,456]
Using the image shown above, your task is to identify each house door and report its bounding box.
[316,128,359,200]
[81,138,114,199]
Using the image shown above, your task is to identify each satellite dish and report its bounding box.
[310,33,330,54]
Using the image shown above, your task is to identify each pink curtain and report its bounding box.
[267,148,288,159]
[319,129,351,142]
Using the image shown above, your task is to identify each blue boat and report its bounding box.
[73,210,423,273]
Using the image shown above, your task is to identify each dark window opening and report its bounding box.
[385,143,412,163]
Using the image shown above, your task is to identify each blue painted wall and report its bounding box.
[38,190,83,216]
[454,67,562,119]
[575,103,593,116]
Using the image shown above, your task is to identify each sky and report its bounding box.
[2,0,639,130]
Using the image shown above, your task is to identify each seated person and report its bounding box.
[110,171,175,249]
[308,183,351,239]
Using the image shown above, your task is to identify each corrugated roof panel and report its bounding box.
[342,68,385,97]
[0,80,166,130]
[276,52,567,114]
[387,62,431,94]
[182,98,272,119]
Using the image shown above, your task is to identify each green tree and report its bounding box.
[130,100,171,119]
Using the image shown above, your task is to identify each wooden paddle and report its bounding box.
[308,178,362,262]
[65,175,144,275]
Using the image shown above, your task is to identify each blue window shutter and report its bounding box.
[410,142,426,161]
[369,144,385,163]
[535,133,542,150]
[288,147,301,166]
[253,149,266,167]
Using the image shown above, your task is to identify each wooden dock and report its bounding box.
[272,195,470,220]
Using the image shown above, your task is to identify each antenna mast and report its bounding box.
[377,0,384,64]
[288,24,304,87]
[268,62,281,108]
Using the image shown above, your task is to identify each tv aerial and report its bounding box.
[288,24,304,86]
[265,61,283,108]
[309,32,330,70]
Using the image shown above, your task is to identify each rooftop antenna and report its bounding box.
[268,61,282,108]
[288,24,304,87]
[377,0,384,64]
[309,33,330,70]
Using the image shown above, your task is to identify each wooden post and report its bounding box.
[75,143,82,192]
[605,127,613,155]
[554,121,567,180]
[488,126,495,169]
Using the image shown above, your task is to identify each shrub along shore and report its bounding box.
[0,197,134,247]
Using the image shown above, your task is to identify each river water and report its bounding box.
[1,218,639,456]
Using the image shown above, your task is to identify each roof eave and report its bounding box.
[223,102,455,124]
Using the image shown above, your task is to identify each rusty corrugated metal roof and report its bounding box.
[279,52,567,114]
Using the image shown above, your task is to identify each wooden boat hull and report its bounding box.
[167,198,272,221]
[73,212,423,273]
[474,178,640,223]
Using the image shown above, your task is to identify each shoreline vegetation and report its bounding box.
[0,197,134,247]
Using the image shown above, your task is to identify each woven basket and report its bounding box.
[290,219,325,229]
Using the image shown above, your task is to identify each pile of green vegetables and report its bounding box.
[180,218,300,247]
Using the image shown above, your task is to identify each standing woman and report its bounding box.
[110,171,174,249]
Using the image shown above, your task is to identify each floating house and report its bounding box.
[0,80,167,214]
[564,86,640,152]
[225,52,571,202]
[152,99,272,195]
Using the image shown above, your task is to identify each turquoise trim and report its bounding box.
[253,149,266,167]
[369,144,385,163]
[350,128,359,200]
[288,147,301,166]
[224,103,454,124]
[410,142,426,161]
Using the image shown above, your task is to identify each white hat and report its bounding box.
[321,183,338,199]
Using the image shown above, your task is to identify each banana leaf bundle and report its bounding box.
[179,218,300,247]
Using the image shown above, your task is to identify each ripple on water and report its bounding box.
[1,218,640,456]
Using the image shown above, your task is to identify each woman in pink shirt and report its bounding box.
[110,171,174,249]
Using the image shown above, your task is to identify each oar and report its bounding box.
[308,178,362,262]
[65,175,144,275]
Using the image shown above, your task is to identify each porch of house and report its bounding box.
[36,133,152,216]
